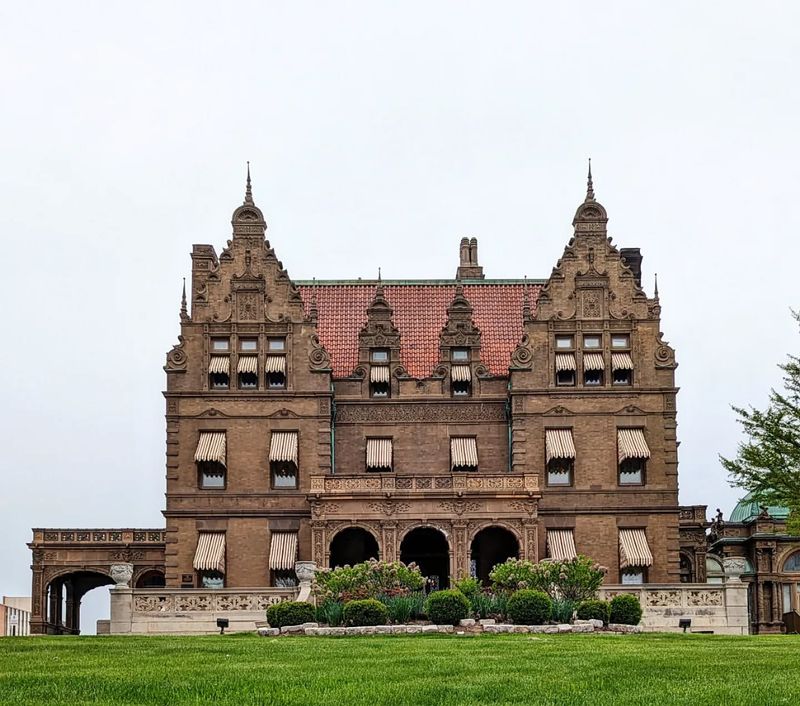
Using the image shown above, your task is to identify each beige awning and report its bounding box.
[270,431,298,464]
[547,530,577,561]
[612,352,634,371]
[194,432,226,466]
[583,353,605,371]
[370,365,390,383]
[617,428,651,463]
[265,355,286,374]
[619,529,653,568]
[451,364,472,382]
[237,356,258,374]
[545,429,576,462]
[451,437,478,469]
[193,532,226,572]
[555,353,576,371]
[269,532,298,571]
[366,438,393,469]
[208,356,230,374]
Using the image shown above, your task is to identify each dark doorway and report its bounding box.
[470,526,519,585]
[329,527,379,568]
[400,527,450,590]
[135,570,166,588]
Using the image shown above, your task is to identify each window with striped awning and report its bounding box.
[545,429,576,462]
[583,353,605,371]
[265,355,286,373]
[619,529,653,568]
[208,356,230,374]
[370,365,390,383]
[611,352,634,371]
[366,438,393,470]
[269,532,298,571]
[547,530,577,561]
[193,532,226,572]
[451,437,478,470]
[237,356,258,374]
[555,353,576,371]
[617,429,650,463]
[194,432,226,466]
[451,364,471,382]
[269,431,298,465]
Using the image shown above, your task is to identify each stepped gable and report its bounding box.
[297,281,540,378]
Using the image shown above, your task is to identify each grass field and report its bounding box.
[1,633,799,705]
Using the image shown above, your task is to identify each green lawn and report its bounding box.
[0,633,798,706]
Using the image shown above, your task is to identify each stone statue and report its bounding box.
[110,563,134,588]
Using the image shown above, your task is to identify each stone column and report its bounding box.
[723,557,750,635]
[109,587,133,635]
[452,523,468,579]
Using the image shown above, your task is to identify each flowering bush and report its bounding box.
[490,555,606,603]
[312,559,425,603]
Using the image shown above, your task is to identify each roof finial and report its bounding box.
[654,272,659,300]
[180,278,189,321]
[244,161,253,205]
[586,158,595,201]
[308,277,319,322]
[522,275,532,323]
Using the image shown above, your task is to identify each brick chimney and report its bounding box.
[456,237,484,280]
[619,248,643,287]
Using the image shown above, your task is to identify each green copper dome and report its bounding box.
[729,492,791,523]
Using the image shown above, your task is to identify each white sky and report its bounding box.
[1,2,798,632]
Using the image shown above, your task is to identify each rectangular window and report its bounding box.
[583,334,601,349]
[208,356,230,389]
[195,432,226,489]
[555,353,576,386]
[555,335,574,350]
[198,463,226,488]
[199,570,225,589]
[451,437,478,472]
[239,338,258,352]
[370,363,390,397]
[611,334,630,349]
[619,458,646,485]
[451,364,471,397]
[617,429,650,485]
[621,569,645,585]
[270,431,298,489]
[237,355,259,389]
[584,369,603,386]
[547,458,574,486]
[212,338,230,352]
[366,438,393,472]
[268,338,286,352]
[451,348,470,362]
[371,349,389,363]
[265,355,286,389]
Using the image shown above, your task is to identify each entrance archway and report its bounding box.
[470,526,519,584]
[45,570,114,635]
[329,527,379,568]
[400,527,450,590]
[135,569,166,588]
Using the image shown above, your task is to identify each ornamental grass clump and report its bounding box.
[507,589,552,625]
[266,600,316,628]
[312,559,425,603]
[342,598,389,627]
[315,599,344,627]
[425,589,470,625]
[609,594,643,625]
[380,592,425,624]
[576,599,611,625]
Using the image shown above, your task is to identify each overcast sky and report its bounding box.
[1,2,798,632]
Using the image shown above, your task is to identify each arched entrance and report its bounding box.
[470,526,519,584]
[45,570,113,635]
[135,570,166,588]
[400,527,450,590]
[329,527,379,568]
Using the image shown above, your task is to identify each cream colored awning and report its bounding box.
[237,356,258,374]
[194,432,226,466]
[612,352,634,371]
[583,353,605,371]
[269,532,298,571]
[366,438,393,469]
[265,355,286,374]
[209,356,230,374]
[617,429,651,463]
[193,532,226,572]
[619,529,653,568]
[545,429,576,463]
[451,437,478,469]
[555,353,576,371]
[370,365,390,383]
[547,530,577,561]
[451,364,472,382]
[270,431,298,464]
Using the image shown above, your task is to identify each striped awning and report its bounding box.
[451,437,478,469]
[547,530,577,561]
[208,356,230,374]
[545,429,576,462]
[555,353,576,371]
[612,352,634,371]
[270,431,298,464]
[265,355,286,373]
[451,365,472,382]
[193,532,226,572]
[237,356,258,374]
[583,353,605,371]
[269,532,298,571]
[617,429,651,463]
[370,365,390,383]
[619,529,653,568]
[366,438,392,469]
[194,432,226,466]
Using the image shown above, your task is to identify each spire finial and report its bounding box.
[522,275,532,323]
[180,278,189,321]
[654,272,659,299]
[308,277,319,322]
[375,267,384,299]
[586,158,595,201]
[244,161,253,205]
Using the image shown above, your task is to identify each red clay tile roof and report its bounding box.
[297,281,541,379]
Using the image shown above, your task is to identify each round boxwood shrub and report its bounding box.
[343,598,389,626]
[576,599,610,625]
[609,594,643,625]
[507,589,552,625]
[267,600,316,628]
[425,589,470,625]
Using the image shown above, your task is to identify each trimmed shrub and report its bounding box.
[425,589,470,625]
[315,599,344,627]
[576,599,610,625]
[380,592,425,624]
[343,598,389,627]
[507,589,552,625]
[267,600,315,628]
[609,594,643,625]
[453,576,481,600]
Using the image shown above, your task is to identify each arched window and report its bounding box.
[784,552,800,573]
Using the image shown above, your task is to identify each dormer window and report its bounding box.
[451,364,471,397]
[371,349,389,363]
[451,348,470,362]
[370,350,390,397]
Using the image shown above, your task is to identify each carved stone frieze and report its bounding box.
[367,501,411,516]
[336,402,506,423]
[438,501,480,516]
